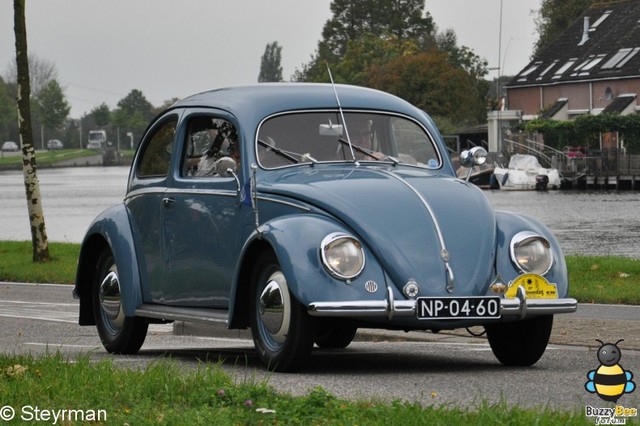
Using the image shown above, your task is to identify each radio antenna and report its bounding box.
[326,63,356,160]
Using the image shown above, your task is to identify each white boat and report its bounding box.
[493,154,561,190]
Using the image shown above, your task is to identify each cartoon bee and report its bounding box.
[585,339,636,402]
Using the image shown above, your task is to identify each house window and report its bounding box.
[571,55,606,76]
[552,59,577,79]
[516,62,541,81]
[601,47,640,69]
[537,61,558,80]
[590,10,612,31]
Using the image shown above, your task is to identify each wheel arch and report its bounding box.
[74,205,143,325]
[228,238,275,329]
[495,211,569,297]
[228,213,354,329]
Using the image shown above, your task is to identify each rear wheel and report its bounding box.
[485,315,553,366]
[92,249,148,354]
[250,252,314,372]
[315,319,357,349]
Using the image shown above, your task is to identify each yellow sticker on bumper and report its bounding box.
[506,274,558,299]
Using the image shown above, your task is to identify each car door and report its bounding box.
[126,113,179,304]
[159,111,243,308]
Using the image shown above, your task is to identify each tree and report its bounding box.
[116,89,154,119]
[112,89,155,147]
[33,79,70,136]
[366,50,487,125]
[319,0,434,58]
[296,0,436,82]
[13,0,49,262]
[5,54,58,98]
[91,103,111,127]
[533,0,596,57]
[258,42,284,82]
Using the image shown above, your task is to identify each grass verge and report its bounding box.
[0,149,98,167]
[0,241,79,284]
[1,241,639,304]
[0,353,591,425]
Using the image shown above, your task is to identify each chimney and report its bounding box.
[579,16,590,46]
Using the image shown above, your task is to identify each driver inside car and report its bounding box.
[186,118,239,177]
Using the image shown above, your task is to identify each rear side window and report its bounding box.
[137,117,178,178]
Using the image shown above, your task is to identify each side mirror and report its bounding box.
[459,147,487,168]
[215,156,237,177]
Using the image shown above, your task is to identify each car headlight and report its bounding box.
[320,233,365,280]
[510,231,553,275]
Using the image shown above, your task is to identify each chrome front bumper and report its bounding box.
[308,286,578,321]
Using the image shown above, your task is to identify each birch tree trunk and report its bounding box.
[14,0,50,262]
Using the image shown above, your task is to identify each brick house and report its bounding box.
[500,0,640,158]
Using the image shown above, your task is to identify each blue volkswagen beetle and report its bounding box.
[74,83,577,371]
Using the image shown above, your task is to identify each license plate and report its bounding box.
[416,296,501,320]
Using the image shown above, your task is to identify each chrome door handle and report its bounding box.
[162,197,175,208]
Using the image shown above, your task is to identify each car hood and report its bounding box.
[259,165,497,296]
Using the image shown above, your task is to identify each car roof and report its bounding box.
[172,83,427,125]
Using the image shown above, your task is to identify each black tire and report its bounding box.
[92,249,148,354]
[315,319,357,349]
[249,252,314,372]
[485,315,553,366]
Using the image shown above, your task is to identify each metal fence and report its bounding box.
[501,138,640,177]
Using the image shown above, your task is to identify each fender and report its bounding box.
[75,204,143,324]
[495,211,569,297]
[228,213,388,328]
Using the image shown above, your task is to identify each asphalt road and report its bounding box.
[1,281,639,410]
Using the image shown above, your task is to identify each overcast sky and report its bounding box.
[0,0,541,118]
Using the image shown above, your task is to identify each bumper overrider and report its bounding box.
[307,285,578,321]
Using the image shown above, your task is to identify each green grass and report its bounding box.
[1,241,638,304]
[0,149,96,167]
[566,255,640,304]
[0,353,592,425]
[0,241,79,284]
[0,149,135,167]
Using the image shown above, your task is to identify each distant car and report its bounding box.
[47,139,63,150]
[73,83,577,372]
[2,141,19,152]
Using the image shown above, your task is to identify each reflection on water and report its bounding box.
[485,190,640,258]
[1,167,639,258]
[0,167,129,243]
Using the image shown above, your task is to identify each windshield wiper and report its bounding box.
[337,137,398,164]
[258,139,299,164]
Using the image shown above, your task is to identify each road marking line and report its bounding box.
[0,313,76,324]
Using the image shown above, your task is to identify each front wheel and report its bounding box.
[92,249,148,354]
[249,252,314,372]
[485,315,553,366]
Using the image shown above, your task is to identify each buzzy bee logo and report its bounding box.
[584,339,637,424]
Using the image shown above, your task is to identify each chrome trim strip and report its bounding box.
[126,188,310,212]
[135,304,229,325]
[378,169,455,293]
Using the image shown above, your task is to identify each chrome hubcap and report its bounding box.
[99,269,124,329]
[258,271,290,344]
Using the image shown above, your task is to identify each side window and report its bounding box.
[138,118,177,178]
[182,117,240,178]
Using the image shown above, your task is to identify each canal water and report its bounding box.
[1,167,639,258]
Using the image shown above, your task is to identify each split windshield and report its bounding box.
[256,111,441,169]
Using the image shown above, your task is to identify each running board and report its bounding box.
[135,304,229,325]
